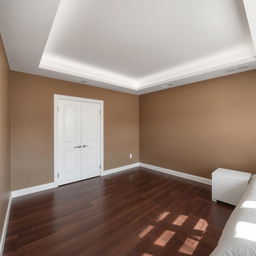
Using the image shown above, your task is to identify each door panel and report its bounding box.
[82,102,101,179]
[64,105,78,142]
[63,150,80,173]
[85,148,98,169]
[58,100,82,185]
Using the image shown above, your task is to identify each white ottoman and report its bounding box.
[212,168,251,206]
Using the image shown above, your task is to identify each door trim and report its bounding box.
[54,94,104,186]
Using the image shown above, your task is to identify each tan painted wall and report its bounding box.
[10,66,256,188]
[0,36,10,237]
[140,70,256,179]
[10,71,139,190]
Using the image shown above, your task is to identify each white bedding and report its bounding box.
[210,175,256,256]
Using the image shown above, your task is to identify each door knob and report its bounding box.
[82,144,89,148]
[74,145,82,148]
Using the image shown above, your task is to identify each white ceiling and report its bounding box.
[1,0,256,94]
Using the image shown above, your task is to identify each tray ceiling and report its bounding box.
[1,0,256,94]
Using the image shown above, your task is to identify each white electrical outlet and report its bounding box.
[129,154,133,159]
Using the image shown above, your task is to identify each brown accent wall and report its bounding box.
[140,70,256,179]
[0,36,10,237]
[10,72,139,190]
[10,66,256,189]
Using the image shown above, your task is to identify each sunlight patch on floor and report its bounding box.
[156,211,170,222]
[139,225,154,238]
[179,238,199,255]
[154,230,175,247]
[194,218,208,232]
[172,215,188,226]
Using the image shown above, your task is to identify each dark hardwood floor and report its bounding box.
[4,167,234,256]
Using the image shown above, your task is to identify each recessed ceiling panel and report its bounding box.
[40,0,255,90]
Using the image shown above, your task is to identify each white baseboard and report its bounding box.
[140,163,212,185]
[101,162,140,176]
[12,182,57,198]
[0,194,12,256]
[11,162,211,199]
[12,163,140,198]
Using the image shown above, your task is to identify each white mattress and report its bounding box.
[210,175,256,256]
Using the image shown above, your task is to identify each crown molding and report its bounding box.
[40,53,256,95]
[39,61,137,91]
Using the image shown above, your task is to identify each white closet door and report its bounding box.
[82,102,101,179]
[58,100,82,185]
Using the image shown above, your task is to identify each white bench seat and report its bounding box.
[211,175,256,256]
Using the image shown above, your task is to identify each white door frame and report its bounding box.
[54,94,104,186]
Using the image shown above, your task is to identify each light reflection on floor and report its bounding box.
[179,238,199,255]
[172,214,188,226]
[137,210,209,255]
[154,230,175,247]
[139,225,155,238]
[156,211,170,222]
[194,218,208,232]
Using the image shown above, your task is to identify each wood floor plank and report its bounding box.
[4,167,234,256]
